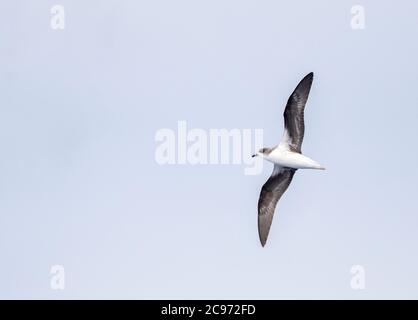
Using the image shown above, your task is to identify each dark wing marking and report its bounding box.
[283,72,314,153]
[258,166,296,247]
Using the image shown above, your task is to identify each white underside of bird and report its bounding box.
[257,132,325,170]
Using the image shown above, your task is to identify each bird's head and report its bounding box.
[252,147,271,158]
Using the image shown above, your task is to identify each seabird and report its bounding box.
[252,72,324,247]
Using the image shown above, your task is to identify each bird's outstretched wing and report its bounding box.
[258,166,296,246]
[281,72,314,153]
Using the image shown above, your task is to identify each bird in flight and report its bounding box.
[252,72,324,247]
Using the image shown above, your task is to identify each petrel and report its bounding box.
[252,72,324,247]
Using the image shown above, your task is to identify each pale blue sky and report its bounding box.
[1,0,418,299]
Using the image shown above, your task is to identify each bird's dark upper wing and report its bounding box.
[282,72,314,153]
[258,166,296,246]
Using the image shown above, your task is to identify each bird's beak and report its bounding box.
[252,154,257,158]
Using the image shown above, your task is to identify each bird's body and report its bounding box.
[254,72,324,247]
[262,145,324,170]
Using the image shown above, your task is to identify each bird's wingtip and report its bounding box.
[259,233,268,247]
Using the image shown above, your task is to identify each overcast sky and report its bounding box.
[1,0,418,299]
